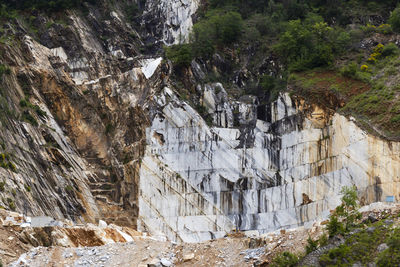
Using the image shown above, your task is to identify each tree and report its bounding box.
[327,186,361,237]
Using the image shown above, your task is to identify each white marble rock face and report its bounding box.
[144,0,200,45]
[138,85,400,243]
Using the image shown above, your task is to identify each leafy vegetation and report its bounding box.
[327,186,361,237]
[0,152,16,172]
[319,216,400,266]
[271,251,299,267]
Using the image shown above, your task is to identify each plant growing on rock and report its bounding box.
[327,186,361,237]
[271,251,299,267]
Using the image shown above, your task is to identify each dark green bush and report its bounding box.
[389,5,400,32]
[306,236,318,254]
[191,10,243,57]
[271,251,299,267]
[165,44,193,68]
[340,62,358,78]
[21,110,38,126]
[382,43,399,57]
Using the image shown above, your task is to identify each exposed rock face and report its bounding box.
[0,2,167,226]
[139,83,400,242]
[142,0,200,45]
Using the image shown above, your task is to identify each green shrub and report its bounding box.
[377,24,393,34]
[21,111,38,126]
[389,5,400,32]
[391,114,400,123]
[19,99,28,108]
[191,10,243,57]
[327,186,361,237]
[319,234,329,247]
[24,184,31,192]
[271,251,299,267]
[0,64,10,76]
[306,236,318,254]
[6,197,15,211]
[319,244,351,266]
[65,185,74,192]
[340,62,358,78]
[382,43,398,57]
[376,229,400,266]
[0,181,4,192]
[165,44,193,68]
[8,162,16,172]
[327,215,344,237]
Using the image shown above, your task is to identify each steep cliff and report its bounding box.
[138,83,400,242]
[0,0,399,246]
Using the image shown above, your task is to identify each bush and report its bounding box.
[165,44,193,68]
[382,43,398,57]
[271,251,299,267]
[327,186,361,237]
[191,10,243,58]
[376,229,400,266]
[389,5,400,32]
[306,236,318,254]
[327,215,344,237]
[340,62,358,78]
[377,24,393,34]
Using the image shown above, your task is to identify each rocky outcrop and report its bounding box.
[138,82,400,242]
[142,0,200,45]
[0,2,168,227]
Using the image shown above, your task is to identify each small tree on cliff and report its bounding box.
[327,186,361,237]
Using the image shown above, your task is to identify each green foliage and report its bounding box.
[6,197,15,211]
[376,228,400,266]
[271,251,299,267]
[327,186,361,237]
[389,5,400,32]
[191,10,243,57]
[0,152,16,172]
[165,44,193,68]
[0,181,4,192]
[21,110,38,126]
[65,185,74,192]
[306,236,318,254]
[24,184,31,192]
[319,233,329,247]
[0,64,10,79]
[327,215,344,237]
[382,43,399,57]
[340,62,358,79]
[320,217,400,265]
[273,18,345,71]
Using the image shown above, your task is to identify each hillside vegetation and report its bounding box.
[166,0,400,139]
